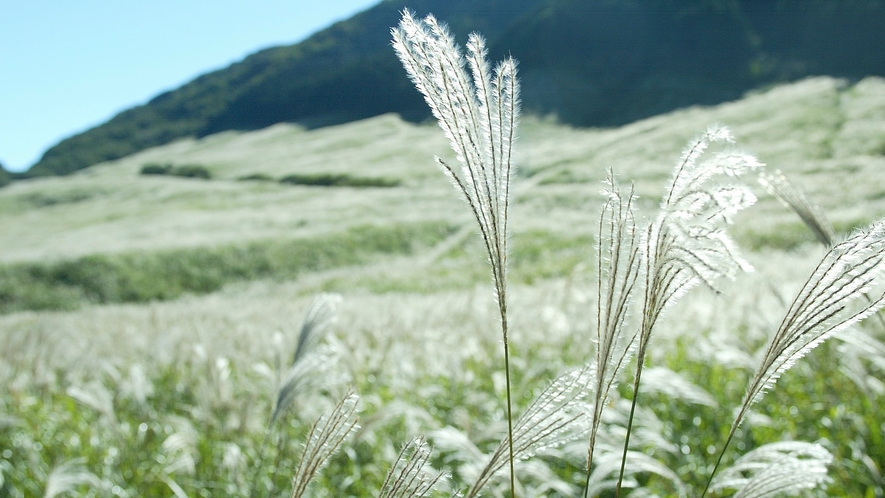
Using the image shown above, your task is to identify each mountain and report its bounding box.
[25,0,885,177]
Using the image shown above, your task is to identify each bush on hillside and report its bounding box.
[140,163,211,179]
[279,173,399,188]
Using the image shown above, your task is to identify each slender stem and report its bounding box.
[615,354,646,498]
[701,409,744,498]
[582,428,598,498]
[499,293,517,498]
[248,428,273,498]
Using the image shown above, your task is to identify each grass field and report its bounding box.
[2,76,885,496]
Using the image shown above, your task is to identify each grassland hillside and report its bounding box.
[24,0,885,177]
[2,77,885,495]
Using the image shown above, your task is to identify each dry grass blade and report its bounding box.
[43,458,103,498]
[466,366,592,498]
[710,442,832,498]
[704,219,885,496]
[290,390,359,498]
[393,10,521,495]
[759,170,835,247]
[585,172,640,492]
[378,437,446,498]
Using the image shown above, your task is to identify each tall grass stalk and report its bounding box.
[703,219,885,496]
[614,127,761,496]
[583,172,640,497]
[392,10,520,495]
[249,293,341,498]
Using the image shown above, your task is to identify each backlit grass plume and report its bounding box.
[377,437,446,498]
[709,441,833,498]
[464,366,592,498]
[273,293,342,424]
[704,219,885,495]
[290,390,360,498]
[616,127,762,495]
[584,172,640,495]
[759,169,835,248]
[392,9,521,494]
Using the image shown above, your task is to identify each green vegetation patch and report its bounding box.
[236,173,275,182]
[0,221,455,313]
[140,163,211,179]
[278,173,399,188]
[733,220,816,251]
[325,229,595,294]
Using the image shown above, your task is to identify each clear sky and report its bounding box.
[0,0,382,172]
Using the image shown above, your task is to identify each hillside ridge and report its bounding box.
[22,0,885,178]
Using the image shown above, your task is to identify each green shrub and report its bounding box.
[139,163,171,175]
[279,173,399,188]
[237,173,275,182]
[140,163,211,179]
[171,164,211,179]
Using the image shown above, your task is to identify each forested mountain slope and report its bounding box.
[25,0,885,177]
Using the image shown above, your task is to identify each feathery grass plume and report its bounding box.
[617,126,761,496]
[250,294,343,498]
[759,169,835,248]
[761,170,885,331]
[709,442,833,498]
[393,10,521,494]
[292,293,342,365]
[43,458,103,498]
[584,171,640,494]
[585,449,685,497]
[582,399,686,496]
[160,416,198,476]
[290,389,360,498]
[639,366,718,407]
[66,380,117,426]
[704,219,885,496]
[464,366,592,498]
[378,437,447,498]
[273,293,342,424]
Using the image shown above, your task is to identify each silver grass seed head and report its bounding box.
[712,441,833,498]
[393,10,519,290]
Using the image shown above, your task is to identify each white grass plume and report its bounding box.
[292,293,341,365]
[759,169,835,247]
[616,126,761,495]
[290,389,360,498]
[378,437,447,498]
[585,172,640,487]
[66,380,117,426]
[743,219,885,416]
[637,126,761,359]
[272,293,342,424]
[704,219,885,495]
[43,458,103,498]
[709,441,833,498]
[393,10,521,494]
[464,366,592,498]
[392,13,519,272]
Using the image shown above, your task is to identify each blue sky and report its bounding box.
[0,0,381,172]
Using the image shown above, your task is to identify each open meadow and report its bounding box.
[3,75,885,496]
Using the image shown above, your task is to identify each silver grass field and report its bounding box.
[3,12,885,498]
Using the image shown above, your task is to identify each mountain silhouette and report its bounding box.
[25,0,885,177]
